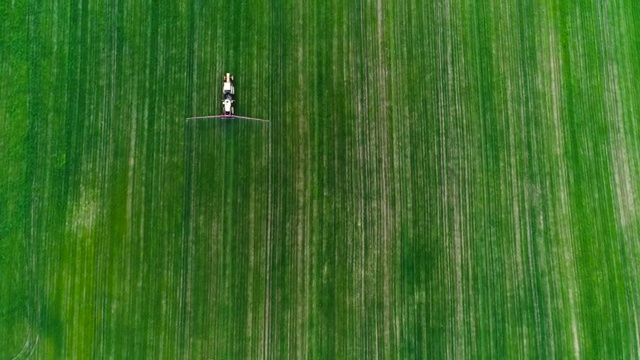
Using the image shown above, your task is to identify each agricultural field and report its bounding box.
[1,0,640,358]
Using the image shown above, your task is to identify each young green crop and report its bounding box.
[2,0,639,358]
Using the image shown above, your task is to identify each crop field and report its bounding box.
[2,0,640,358]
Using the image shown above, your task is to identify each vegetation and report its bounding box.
[1,0,639,358]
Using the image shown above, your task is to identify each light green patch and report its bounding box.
[66,188,99,239]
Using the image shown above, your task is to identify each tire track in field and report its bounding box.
[291,2,312,357]
[359,0,389,356]
[373,0,403,356]
[3,1,40,358]
[350,0,369,355]
[262,0,284,356]
[433,0,480,356]
[598,2,640,352]
[543,15,583,356]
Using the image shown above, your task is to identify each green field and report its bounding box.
[2,0,640,358]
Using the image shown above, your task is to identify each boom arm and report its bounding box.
[186,115,270,123]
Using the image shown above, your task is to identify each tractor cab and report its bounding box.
[223,73,235,95]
